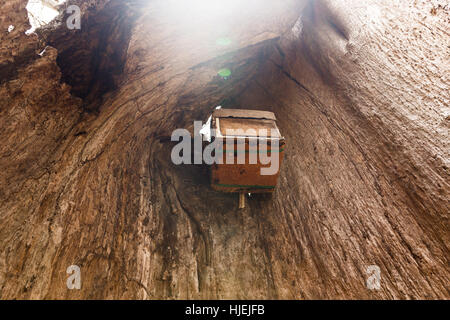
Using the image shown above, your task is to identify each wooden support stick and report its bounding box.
[239,192,245,209]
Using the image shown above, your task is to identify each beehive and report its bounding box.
[210,109,285,194]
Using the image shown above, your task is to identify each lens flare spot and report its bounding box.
[218,68,232,78]
[216,37,232,46]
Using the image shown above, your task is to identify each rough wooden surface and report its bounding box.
[0,0,448,299]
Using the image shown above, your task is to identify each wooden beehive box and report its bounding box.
[210,109,285,194]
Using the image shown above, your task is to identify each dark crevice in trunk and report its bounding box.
[44,0,140,111]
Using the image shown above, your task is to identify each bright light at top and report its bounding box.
[153,0,287,70]
[165,0,241,20]
[160,0,268,47]
[161,0,262,33]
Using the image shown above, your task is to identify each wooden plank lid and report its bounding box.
[213,109,277,121]
[218,118,282,138]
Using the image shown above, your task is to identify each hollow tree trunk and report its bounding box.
[0,0,448,299]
